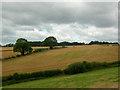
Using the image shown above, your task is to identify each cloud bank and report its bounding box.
[2,2,118,44]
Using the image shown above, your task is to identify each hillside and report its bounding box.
[3,67,119,88]
[2,45,118,76]
[1,47,48,58]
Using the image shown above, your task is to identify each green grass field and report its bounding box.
[3,67,119,88]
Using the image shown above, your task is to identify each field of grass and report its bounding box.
[2,45,118,76]
[3,67,119,88]
[1,47,48,58]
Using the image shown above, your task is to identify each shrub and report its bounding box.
[63,68,70,74]
[4,57,11,60]
[13,73,21,80]
[2,75,14,83]
[33,48,49,53]
[31,71,44,77]
[101,62,109,67]
[2,69,63,86]
[64,62,87,74]
[43,69,63,77]
[4,57,8,60]
[91,62,102,69]
[16,55,21,57]
[83,61,93,71]
[11,56,16,58]
[64,61,118,75]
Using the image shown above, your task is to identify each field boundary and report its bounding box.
[2,61,119,86]
[2,47,66,61]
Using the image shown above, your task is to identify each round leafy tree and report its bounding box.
[13,38,33,55]
[42,36,57,49]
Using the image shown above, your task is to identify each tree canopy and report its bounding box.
[13,38,33,55]
[42,36,57,49]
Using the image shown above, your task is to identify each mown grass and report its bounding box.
[3,67,119,88]
[2,45,118,76]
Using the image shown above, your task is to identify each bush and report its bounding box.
[4,57,11,60]
[83,61,94,71]
[64,62,87,74]
[33,48,49,53]
[64,61,119,75]
[2,75,13,82]
[2,69,63,86]
[13,73,20,80]
[43,69,63,77]
[11,56,16,58]
[16,55,21,57]
[31,71,44,77]
[101,62,109,67]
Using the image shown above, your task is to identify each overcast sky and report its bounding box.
[2,2,118,44]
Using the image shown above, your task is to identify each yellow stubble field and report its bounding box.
[2,45,118,76]
[1,47,49,58]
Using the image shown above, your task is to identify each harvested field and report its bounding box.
[1,47,49,58]
[2,45,118,76]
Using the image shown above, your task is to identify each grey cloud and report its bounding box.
[2,2,118,44]
[2,2,117,27]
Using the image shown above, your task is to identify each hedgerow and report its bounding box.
[63,61,119,75]
[2,47,65,61]
[2,61,119,86]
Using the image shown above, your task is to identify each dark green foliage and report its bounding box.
[16,55,21,57]
[11,56,16,58]
[83,61,94,71]
[13,73,20,80]
[64,61,119,75]
[64,62,87,74]
[4,56,16,60]
[66,62,87,74]
[13,38,33,55]
[88,41,119,45]
[101,62,109,67]
[4,57,10,60]
[31,71,44,77]
[43,69,63,77]
[42,36,57,49]
[33,48,49,53]
[2,69,63,86]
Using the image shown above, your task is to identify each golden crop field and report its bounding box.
[2,45,118,76]
[1,47,49,58]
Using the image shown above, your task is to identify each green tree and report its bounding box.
[42,36,57,49]
[13,38,33,55]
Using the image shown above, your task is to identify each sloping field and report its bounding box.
[1,47,48,58]
[2,45,118,76]
[3,67,119,88]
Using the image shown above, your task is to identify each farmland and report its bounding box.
[1,47,48,58]
[2,45,118,76]
[3,67,119,88]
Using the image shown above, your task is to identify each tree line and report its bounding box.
[1,40,119,47]
[13,36,57,55]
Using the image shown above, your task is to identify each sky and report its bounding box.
[1,2,118,44]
